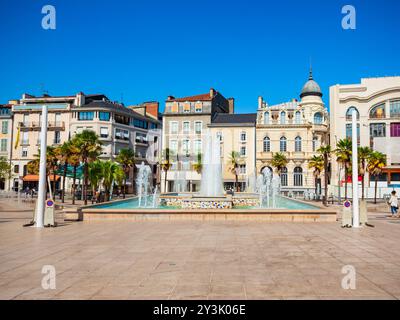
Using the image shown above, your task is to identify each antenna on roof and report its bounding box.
[40,83,49,96]
[120,93,124,104]
[309,57,313,80]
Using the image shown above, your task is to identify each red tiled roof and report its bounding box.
[168,93,213,102]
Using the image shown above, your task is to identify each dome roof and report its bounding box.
[300,68,322,98]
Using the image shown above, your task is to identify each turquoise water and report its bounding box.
[90,196,320,210]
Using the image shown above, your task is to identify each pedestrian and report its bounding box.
[388,190,399,217]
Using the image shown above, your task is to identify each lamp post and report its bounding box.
[351,109,360,228]
[35,105,48,228]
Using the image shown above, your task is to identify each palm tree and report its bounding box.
[74,130,102,205]
[335,138,352,200]
[68,139,81,205]
[101,160,125,201]
[57,141,80,203]
[318,145,332,206]
[271,152,288,176]
[228,151,241,192]
[358,146,372,200]
[367,151,387,204]
[192,153,202,174]
[88,160,103,201]
[161,148,172,193]
[308,155,324,198]
[115,148,135,198]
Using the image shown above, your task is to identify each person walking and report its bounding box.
[388,190,399,217]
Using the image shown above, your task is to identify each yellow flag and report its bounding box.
[14,127,20,149]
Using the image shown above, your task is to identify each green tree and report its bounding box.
[317,145,332,206]
[335,138,352,200]
[367,151,387,204]
[88,160,103,199]
[161,148,172,193]
[271,152,289,176]
[74,130,102,205]
[57,141,80,203]
[101,160,125,201]
[0,157,11,187]
[308,155,324,197]
[228,151,241,192]
[115,148,135,198]
[358,146,372,200]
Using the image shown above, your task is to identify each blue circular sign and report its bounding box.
[46,200,54,207]
[344,200,351,208]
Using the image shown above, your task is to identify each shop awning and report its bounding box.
[23,174,61,182]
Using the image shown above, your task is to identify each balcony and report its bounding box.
[18,121,65,131]
[135,137,148,145]
[115,135,129,143]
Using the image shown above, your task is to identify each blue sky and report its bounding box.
[0,0,399,112]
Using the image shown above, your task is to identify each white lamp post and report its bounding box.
[352,109,360,228]
[35,105,48,228]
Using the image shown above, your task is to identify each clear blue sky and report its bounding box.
[1,0,399,112]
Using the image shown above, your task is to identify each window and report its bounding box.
[0,107,10,116]
[280,111,286,124]
[54,131,61,144]
[78,112,94,121]
[1,121,8,134]
[239,164,246,175]
[0,139,7,152]
[100,127,109,138]
[263,137,270,152]
[280,137,287,152]
[183,121,190,134]
[346,123,361,144]
[240,146,246,156]
[55,113,61,125]
[183,103,190,113]
[99,112,110,121]
[170,121,178,134]
[132,118,148,129]
[169,140,178,153]
[194,139,202,154]
[390,100,400,118]
[171,103,178,113]
[150,122,158,129]
[182,160,190,171]
[295,111,301,124]
[314,112,323,124]
[370,123,386,138]
[23,114,29,125]
[195,103,202,113]
[346,107,359,121]
[281,167,288,187]
[240,132,247,142]
[123,130,129,140]
[294,167,303,186]
[14,165,19,174]
[295,136,302,152]
[195,121,202,134]
[390,123,400,137]
[114,114,130,125]
[136,132,147,143]
[182,139,190,155]
[21,132,29,145]
[370,104,385,119]
[264,112,270,124]
[22,147,28,157]
[115,128,122,139]
[312,136,318,152]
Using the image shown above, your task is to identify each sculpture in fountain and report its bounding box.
[136,162,152,208]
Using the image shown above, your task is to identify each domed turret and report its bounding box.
[300,67,322,98]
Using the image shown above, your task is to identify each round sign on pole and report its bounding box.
[46,199,54,207]
[344,200,352,208]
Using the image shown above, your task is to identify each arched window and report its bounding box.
[295,136,302,152]
[312,136,318,152]
[294,167,303,186]
[346,107,360,121]
[295,111,301,124]
[264,112,270,124]
[281,167,288,187]
[280,111,286,124]
[280,137,287,152]
[314,112,323,124]
[370,103,385,119]
[263,137,270,152]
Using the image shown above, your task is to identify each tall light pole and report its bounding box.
[35,105,48,228]
[351,109,360,228]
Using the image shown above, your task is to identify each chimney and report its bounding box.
[258,96,263,109]
[167,96,175,101]
[76,92,85,106]
[228,98,235,114]
[144,102,159,119]
[210,88,216,98]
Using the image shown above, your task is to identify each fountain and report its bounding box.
[136,162,152,208]
[256,167,281,209]
[152,185,159,208]
[200,131,224,197]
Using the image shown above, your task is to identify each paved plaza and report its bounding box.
[0,199,400,300]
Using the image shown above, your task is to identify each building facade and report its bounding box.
[10,92,161,193]
[209,113,257,191]
[0,104,13,190]
[161,88,234,192]
[256,70,329,195]
[330,76,400,198]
